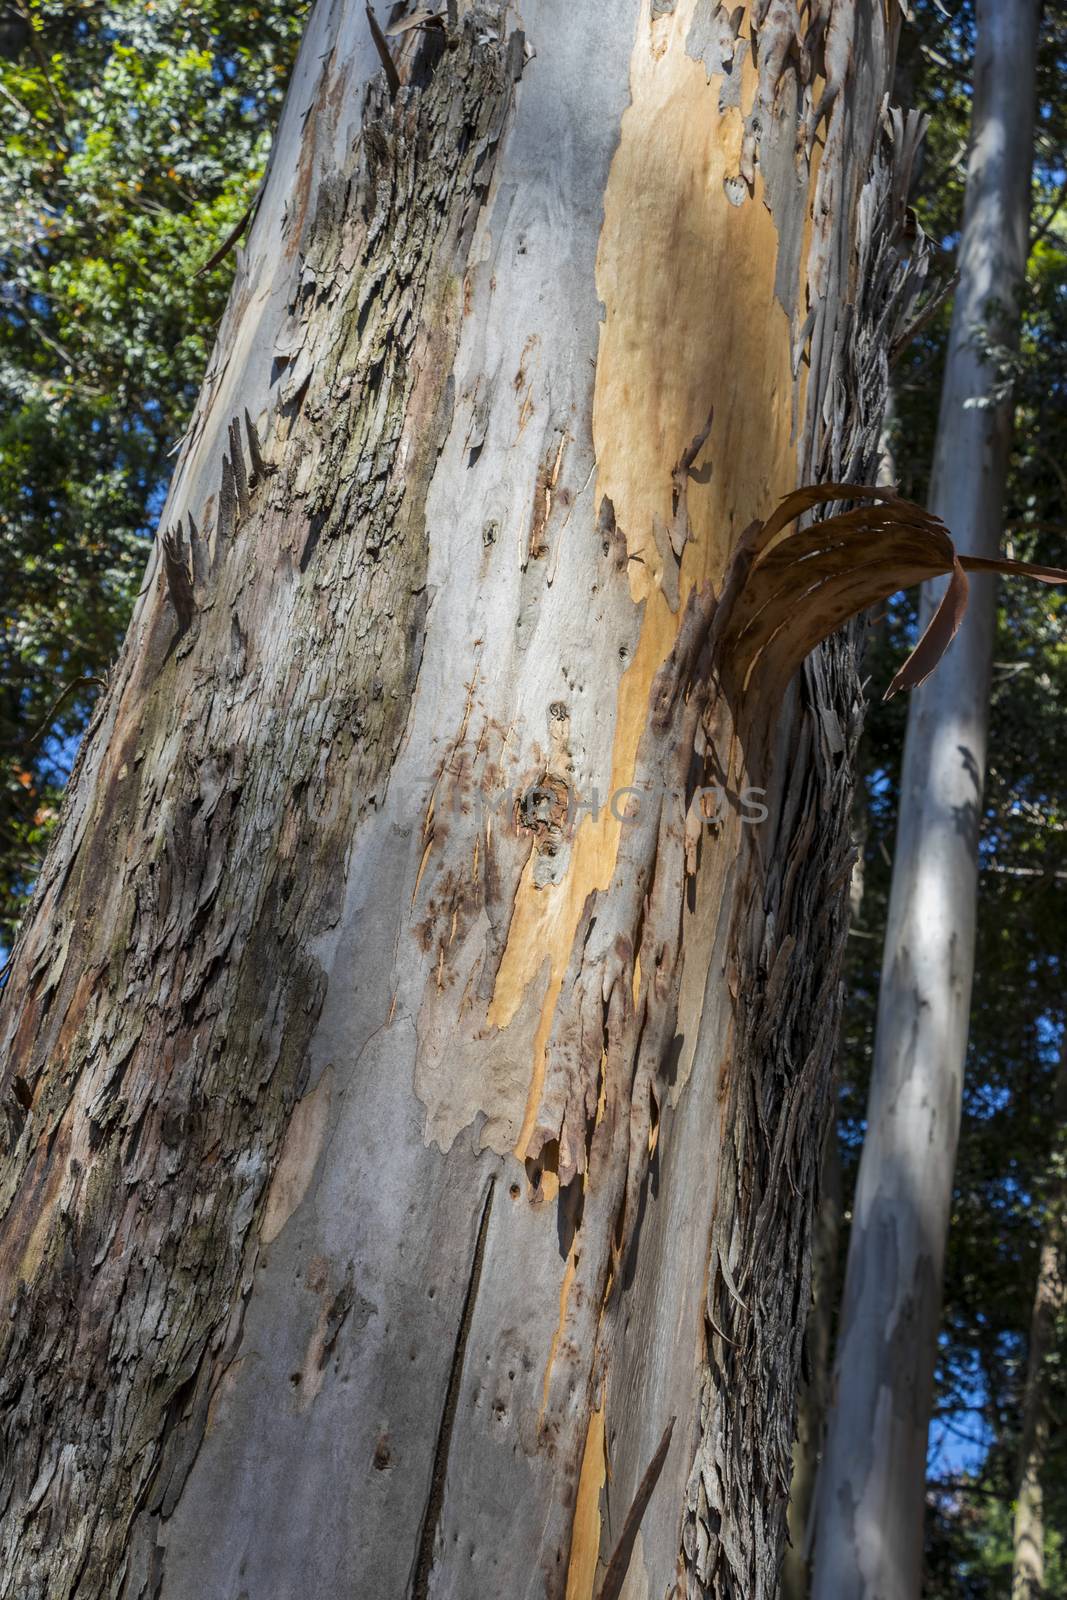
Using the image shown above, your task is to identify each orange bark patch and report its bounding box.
[566,1393,609,1600]
[495,0,802,1152]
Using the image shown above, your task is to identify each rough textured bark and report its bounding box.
[1011,1042,1067,1600]
[810,3,1040,1598]
[782,787,865,1600]
[782,1125,842,1600]
[0,4,924,1597]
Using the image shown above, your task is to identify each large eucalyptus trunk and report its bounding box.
[0,4,918,1596]
[1011,1042,1067,1600]
[810,3,1040,1597]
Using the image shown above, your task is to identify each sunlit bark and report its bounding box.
[0,4,919,1595]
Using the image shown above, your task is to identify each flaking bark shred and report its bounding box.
[161,525,195,632]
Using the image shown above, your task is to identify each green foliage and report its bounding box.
[0,0,308,942]
[926,1492,1066,1600]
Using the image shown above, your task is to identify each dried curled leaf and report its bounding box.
[718,484,1067,701]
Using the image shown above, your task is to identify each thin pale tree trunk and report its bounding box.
[0,4,923,1597]
[810,3,1040,1597]
[1011,1041,1067,1600]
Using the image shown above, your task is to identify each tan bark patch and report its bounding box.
[566,1395,608,1600]
[260,1065,334,1245]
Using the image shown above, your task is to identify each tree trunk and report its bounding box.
[1011,1042,1067,1600]
[810,3,1039,1597]
[0,4,920,1597]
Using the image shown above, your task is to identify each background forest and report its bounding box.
[0,1,1063,1595]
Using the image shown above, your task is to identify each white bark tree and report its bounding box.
[0,3,938,1596]
[810,2,1041,1596]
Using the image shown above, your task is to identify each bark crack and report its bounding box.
[410,1176,495,1599]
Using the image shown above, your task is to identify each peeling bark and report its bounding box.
[782,1126,841,1600]
[0,4,929,1598]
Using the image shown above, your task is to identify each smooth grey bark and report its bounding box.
[810,3,1040,1597]
[0,4,924,1598]
[1011,1041,1067,1600]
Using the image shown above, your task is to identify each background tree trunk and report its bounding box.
[0,4,920,1597]
[811,2,1040,1597]
[1011,1040,1067,1600]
